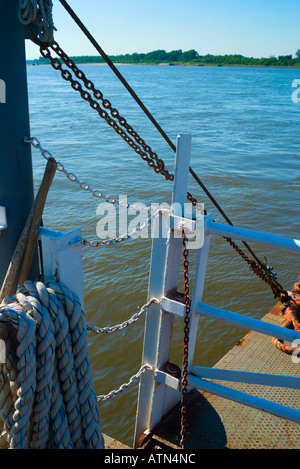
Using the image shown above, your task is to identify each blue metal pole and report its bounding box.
[0,0,36,293]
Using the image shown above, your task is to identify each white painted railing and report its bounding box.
[195,302,300,342]
[207,218,300,254]
[134,134,300,447]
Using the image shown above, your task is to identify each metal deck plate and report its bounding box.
[152,304,300,449]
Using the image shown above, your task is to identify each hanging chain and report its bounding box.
[39,41,174,182]
[86,298,159,334]
[25,136,130,206]
[79,214,156,247]
[25,136,166,215]
[180,232,191,449]
[25,136,166,246]
[97,364,152,402]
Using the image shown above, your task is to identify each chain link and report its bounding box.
[180,232,191,449]
[25,136,131,209]
[25,135,158,211]
[97,364,152,401]
[86,298,159,334]
[25,136,166,246]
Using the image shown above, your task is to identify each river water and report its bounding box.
[27,63,300,446]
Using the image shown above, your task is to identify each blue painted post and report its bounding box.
[0,0,36,293]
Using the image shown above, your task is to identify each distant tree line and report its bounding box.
[29,49,300,67]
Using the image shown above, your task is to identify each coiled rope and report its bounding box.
[0,280,104,449]
[18,0,54,43]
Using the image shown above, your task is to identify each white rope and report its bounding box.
[0,280,104,449]
[19,0,54,43]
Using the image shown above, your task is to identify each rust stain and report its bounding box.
[236,337,246,346]
[269,302,285,317]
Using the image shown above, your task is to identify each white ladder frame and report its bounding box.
[134,134,192,446]
[134,133,300,447]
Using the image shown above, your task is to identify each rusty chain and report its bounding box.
[180,233,191,449]
[39,42,174,182]
[223,237,291,304]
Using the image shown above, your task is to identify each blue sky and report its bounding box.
[25,0,300,60]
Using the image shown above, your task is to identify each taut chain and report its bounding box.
[40,41,174,182]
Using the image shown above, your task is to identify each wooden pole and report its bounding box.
[19,158,57,284]
[0,158,57,301]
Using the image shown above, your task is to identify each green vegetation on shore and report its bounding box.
[27,48,300,67]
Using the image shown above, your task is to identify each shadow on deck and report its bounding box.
[149,303,300,449]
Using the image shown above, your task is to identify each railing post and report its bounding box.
[187,214,213,369]
[134,134,192,447]
[38,227,85,307]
